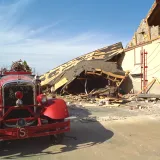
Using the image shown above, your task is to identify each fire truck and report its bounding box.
[0,60,70,146]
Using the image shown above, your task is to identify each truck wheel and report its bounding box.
[50,133,64,144]
[0,123,4,150]
[0,141,5,150]
[47,118,65,144]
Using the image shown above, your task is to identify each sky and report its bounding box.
[0,0,154,74]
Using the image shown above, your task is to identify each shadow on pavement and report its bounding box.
[0,105,114,159]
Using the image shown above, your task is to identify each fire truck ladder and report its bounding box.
[141,48,148,93]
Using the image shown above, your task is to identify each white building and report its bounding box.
[122,0,160,94]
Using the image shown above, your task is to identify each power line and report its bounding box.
[147,43,160,59]
[148,63,160,72]
[148,67,160,76]
[130,65,141,74]
[130,43,160,74]
[148,49,160,64]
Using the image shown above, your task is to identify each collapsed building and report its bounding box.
[40,0,160,98]
[122,0,160,95]
[40,42,130,98]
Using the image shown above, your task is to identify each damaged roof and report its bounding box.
[49,60,125,91]
[146,1,157,20]
[92,42,124,61]
[126,0,160,48]
[147,1,160,26]
[40,42,124,87]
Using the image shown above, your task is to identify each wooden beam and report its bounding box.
[77,78,87,80]
[146,79,156,93]
[125,36,160,52]
[101,71,125,79]
[147,21,151,41]
[156,0,160,3]
[136,78,156,95]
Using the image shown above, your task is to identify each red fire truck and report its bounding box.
[0,60,70,146]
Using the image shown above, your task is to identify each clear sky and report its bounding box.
[0,0,154,74]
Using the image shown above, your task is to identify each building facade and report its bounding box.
[122,0,160,94]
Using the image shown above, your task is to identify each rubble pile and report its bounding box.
[11,60,31,72]
[1,59,32,73]
[57,93,129,109]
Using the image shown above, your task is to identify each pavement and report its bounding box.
[0,101,160,160]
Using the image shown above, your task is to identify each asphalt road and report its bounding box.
[0,104,160,160]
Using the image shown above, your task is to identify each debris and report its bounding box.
[40,42,135,107]
[11,59,31,72]
[135,78,156,95]
[40,42,131,100]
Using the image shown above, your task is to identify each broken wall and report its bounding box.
[126,1,160,49]
[123,39,160,94]
[150,25,160,40]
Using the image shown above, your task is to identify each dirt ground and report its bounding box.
[0,101,160,160]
